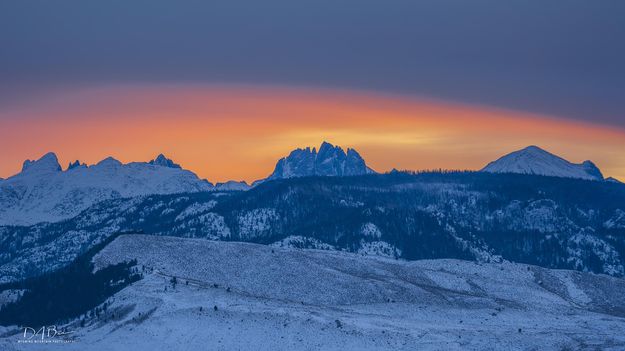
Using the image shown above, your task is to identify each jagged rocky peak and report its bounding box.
[149,154,181,169]
[21,152,62,173]
[482,145,604,181]
[67,160,86,170]
[267,141,375,180]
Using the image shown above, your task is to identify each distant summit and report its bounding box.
[0,152,213,226]
[21,152,62,173]
[96,156,122,167]
[266,141,376,181]
[149,154,181,169]
[482,146,604,181]
[214,180,251,191]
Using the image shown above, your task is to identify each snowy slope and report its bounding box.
[0,153,213,226]
[482,146,604,180]
[3,234,623,350]
[2,170,625,284]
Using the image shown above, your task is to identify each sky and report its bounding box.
[2,84,625,182]
[1,1,624,182]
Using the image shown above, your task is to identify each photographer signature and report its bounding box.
[20,325,75,343]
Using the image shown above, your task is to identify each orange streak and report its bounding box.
[1,84,624,182]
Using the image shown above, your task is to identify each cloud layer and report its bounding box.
[1,1,624,126]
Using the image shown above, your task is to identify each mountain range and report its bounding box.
[0,142,624,350]
[0,153,213,226]
[0,142,376,225]
[2,167,625,284]
[0,143,617,226]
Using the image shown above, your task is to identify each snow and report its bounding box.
[0,153,214,226]
[178,212,231,239]
[3,235,620,350]
[361,223,382,238]
[214,180,251,191]
[20,152,62,173]
[271,236,336,250]
[498,199,577,234]
[357,241,401,258]
[566,231,624,275]
[557,272,592,305]
[237,208,279,239]
[174,201,217,221]
[482,145,604,180]
[0,289,25,309]
[604,209,625,229]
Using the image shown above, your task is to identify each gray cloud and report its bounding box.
[1,0,624,126]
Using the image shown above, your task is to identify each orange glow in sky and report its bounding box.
[1,84,625,182]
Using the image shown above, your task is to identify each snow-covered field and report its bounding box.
[2,234,625,350]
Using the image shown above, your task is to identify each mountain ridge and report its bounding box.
[0,152,214,226]
[1,144,619,226]
[482,145,604,181]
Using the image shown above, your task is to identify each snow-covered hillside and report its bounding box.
[2,171,625,283]
[482,145,604,180]
[3,235,624,350]
[0,153,213,226]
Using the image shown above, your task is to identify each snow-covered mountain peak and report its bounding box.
[482,146,604,181]
[521,145,542,152]
[21,152,62,173]
[95,156,122,168]
[509,145,552,159]
[149,154,181,169]
[0,153,214,226]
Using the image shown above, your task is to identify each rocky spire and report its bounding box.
[21,152,62,173]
